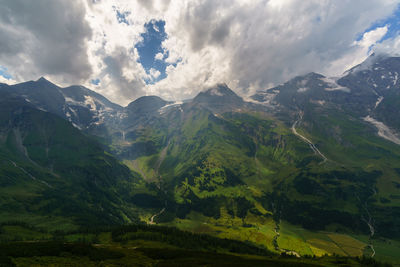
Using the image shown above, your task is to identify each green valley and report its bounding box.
[1,55,400,266]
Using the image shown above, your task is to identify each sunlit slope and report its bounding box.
[124,89,400,241]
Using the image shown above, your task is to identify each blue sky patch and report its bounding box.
[135,20,169,84]
[115,8,130,25]
[0,66,12,80]
[91,78,100,85]
[357,4,400,42]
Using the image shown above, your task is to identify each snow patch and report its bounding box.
[71,122,82,130]
[68,107,78,117]
[249,89,279,106]
[210,88,223,96]
[320,77,350,92]
[158,101,183,114]
[375,96,384,109]
[64,96,77,104]
[311,99,325,106]
[84,95,97,111]
[364,116,400,145]
[298,79,308,86]
[297,87,308,93]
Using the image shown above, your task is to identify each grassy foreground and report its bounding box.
[0,222,393,267]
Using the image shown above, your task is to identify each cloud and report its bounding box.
[148,0,399,98]
[375,31,400,55]
[325,26,389,76]
[0,0,92,83]
[0,0,399,105]
[149,68,161,79]
[155,52,164,60]
[137,0,154,11]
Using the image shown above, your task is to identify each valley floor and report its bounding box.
[0,222,394,267]
[157,211,400,266]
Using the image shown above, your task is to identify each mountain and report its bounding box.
[0,91,142,229]
[1,54,400,263]
[338,54,400,132]
[248,54,400,237]
[106,55,400,261]
[251,54,400,142]
[193,83,245,112]
[126,96,170,115]
[0,78,123,133]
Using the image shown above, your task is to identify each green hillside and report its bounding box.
[115,97,400,264]
[1,65,400,264]
[0,94,143,230]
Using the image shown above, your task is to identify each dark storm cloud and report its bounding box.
[184,0,234,52]
[0,0,92,82]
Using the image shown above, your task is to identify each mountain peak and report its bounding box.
[126,95,170,114]
[37,76,50,83]
[194,84,242,100]
[35,76,59,88]
[202,83,237,97]
[343,53,395,75]
[193,84,244,111]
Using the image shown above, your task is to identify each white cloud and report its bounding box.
[325,26,389,76]
[0,0,399,105]
[146,0,399,100]
[0,75,17,85]
[155,52,164,60]
[375,33,400,55]
[149,68,161,79]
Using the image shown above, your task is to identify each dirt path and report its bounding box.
[271,203,300,258]
[292,113,327,163]
[272,219,300,257]
[149,208,166,225]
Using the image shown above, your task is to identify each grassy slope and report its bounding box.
[118,103,400,263]
[0,97,143,229]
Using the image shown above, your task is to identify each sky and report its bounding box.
[0,0,400,106]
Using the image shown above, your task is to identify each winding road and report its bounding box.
[291,113,328,163]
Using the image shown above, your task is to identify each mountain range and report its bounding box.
[1,53,400,263]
